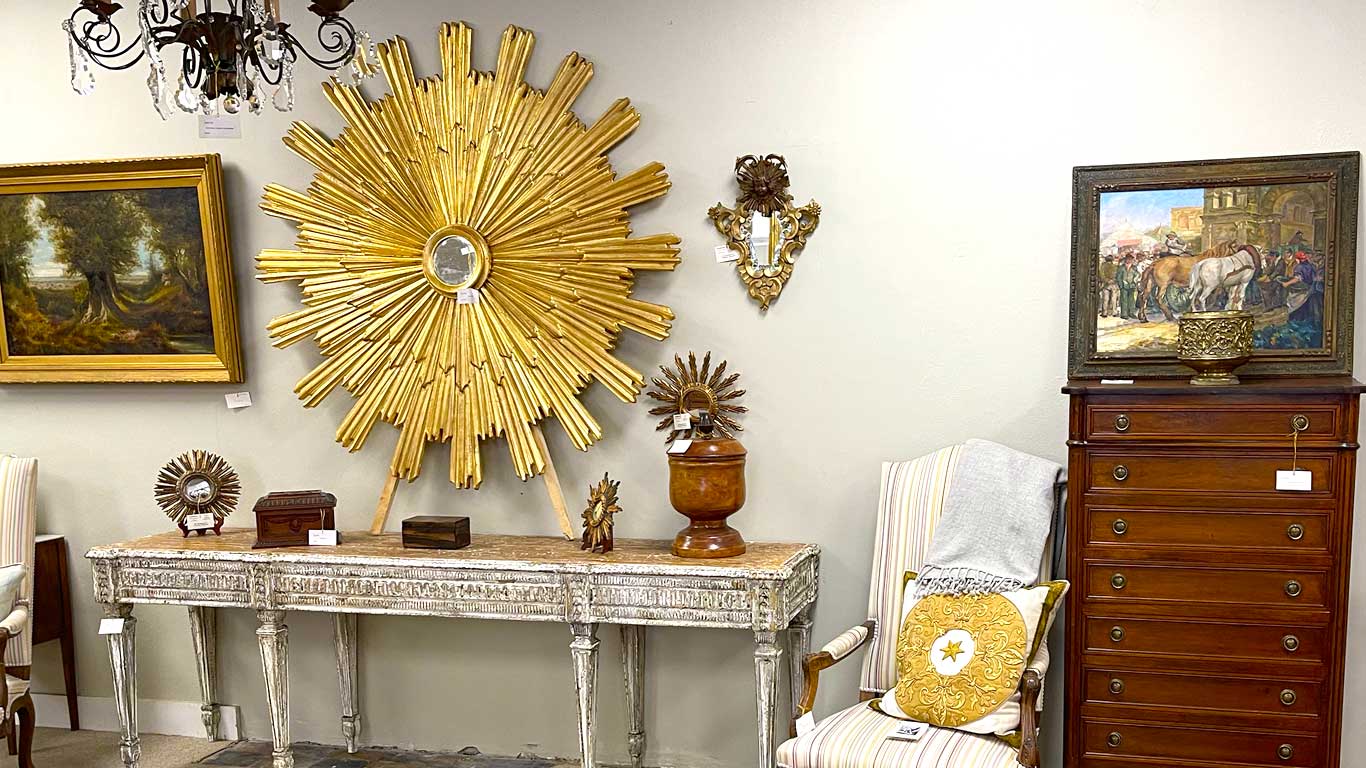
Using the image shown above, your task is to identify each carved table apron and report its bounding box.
[87,530,820,768]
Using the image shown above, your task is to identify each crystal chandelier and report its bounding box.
[63,0,376,118]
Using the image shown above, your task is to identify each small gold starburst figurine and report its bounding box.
[582,474,622,554]
[646,352,747,442]
[154,450,241,537]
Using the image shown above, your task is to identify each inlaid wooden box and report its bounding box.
[402,516,471,550]
[252,491,337,549]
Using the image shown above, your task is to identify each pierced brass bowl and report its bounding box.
[1177,310,1254,385]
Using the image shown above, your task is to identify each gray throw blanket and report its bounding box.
[915,439,1065,596]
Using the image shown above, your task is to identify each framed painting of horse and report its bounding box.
[1068,151,1359,378]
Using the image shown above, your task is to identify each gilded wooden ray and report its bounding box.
[258,22,680,489]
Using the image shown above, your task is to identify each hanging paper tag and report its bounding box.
[98,618,126,635]
[795,712,816,737]
[1100,379,1134,385]
[1276,470,1312,492]
[225,392,253,410]
[184,512,216,530]
[714,245,740,263]
[887,721,928,742]
[457,288,481,305]
[199,114,242,139]
[672,412,692,431]
[667,439,693,455]
[309,529,339,546]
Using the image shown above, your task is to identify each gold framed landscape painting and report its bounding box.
[0,155,243,383]
[1069,152,1359,378]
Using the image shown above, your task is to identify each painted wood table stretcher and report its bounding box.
[87,530,820,768]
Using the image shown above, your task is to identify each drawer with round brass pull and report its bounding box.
[1083,719,1318,765]
[1085,617,1327,663]
[1086,508,1329,551]
[1084,404,1341,441]
[1084,668,1320,716]
[1084,563,1327,607]
[1086,452,1334,494]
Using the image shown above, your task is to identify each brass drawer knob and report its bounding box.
[1112,465,1129,482]
[1287,523,1305,541]
[1278,744,1294,761]
[1107,732,1123,748]
[1114,414,1131,432]
[1108,678,1125,695]
[1110,626,1125,642]
[1110,573,1127,590]
[1291,414,1310,432]
[1284,579,1302,598]
[1112,519,1129,536]
[1280,688,1297,706]
[1282,634,1300,652]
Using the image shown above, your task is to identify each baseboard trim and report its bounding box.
[32,694,240,740]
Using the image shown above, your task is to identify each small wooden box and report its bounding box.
[402,516,471,550]
[253,491,338,549]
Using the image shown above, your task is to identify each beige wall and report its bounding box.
[3,0,1364,765]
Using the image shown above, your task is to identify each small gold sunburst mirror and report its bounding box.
[154,450,241,537]
[709,154,821,310]
[582,473,622,554]
[646,352,747,441]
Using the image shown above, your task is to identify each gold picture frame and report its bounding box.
[0,154,244,383]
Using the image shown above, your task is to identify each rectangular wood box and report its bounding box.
[252,491,337,549]
[402,516,471,550]
[1063,378,1362,768]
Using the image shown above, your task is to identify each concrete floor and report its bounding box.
[14,729,579,768]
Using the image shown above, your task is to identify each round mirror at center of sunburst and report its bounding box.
[423,224,491,294]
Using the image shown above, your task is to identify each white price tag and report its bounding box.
[667,439,693,455]
[1100,379,1135,385]
[1276,470,1312,492]
[199,114,242,139]
[714,245,740,263]
[225,392,253,410]
[888,721,928,742]
[98,618,126,635]
[309,529,339,546]
[184,512,216,530]
[457,288,481,305]
[672,412,692,431]
[795,712,815,737]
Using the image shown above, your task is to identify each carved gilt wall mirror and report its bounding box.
[708,155,821,310]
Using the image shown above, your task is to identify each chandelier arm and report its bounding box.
[68,12,148,70]
[280,14,357,68]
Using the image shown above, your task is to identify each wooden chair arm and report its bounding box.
[794,619,876,726]
[1017,669,1043,768]
[0,604,28,640]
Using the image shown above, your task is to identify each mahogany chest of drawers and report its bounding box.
[1063,378,1363,768]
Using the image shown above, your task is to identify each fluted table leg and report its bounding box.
[256,610,292,768]
[104,603,140,768]
[570,623,599,768]
[755,630,782,768]
[187,606,220,741]
[786,606,813,735]
[621,625,645,768]
[333,613,361,753]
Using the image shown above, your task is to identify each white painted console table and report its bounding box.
[87,530,819,768]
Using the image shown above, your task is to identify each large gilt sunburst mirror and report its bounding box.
[257,22,681,533]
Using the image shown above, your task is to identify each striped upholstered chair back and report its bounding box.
[0,457,37,669]
[858,445,1060,697]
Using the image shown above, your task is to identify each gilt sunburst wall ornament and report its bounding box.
[581,473,621,554]
[257,22,681,534]
[154,450,241,537]
[646,352,747,441]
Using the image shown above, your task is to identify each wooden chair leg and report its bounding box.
[14,693,34,768]
[6,713,14,755]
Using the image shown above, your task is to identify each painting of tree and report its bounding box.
[0,185,214,357]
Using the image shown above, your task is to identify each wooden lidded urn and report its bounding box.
[668,424,747,558]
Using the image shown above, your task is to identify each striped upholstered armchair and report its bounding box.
[0,456,37,768]
[779,445,1062,768]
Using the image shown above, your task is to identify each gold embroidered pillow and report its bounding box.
[877,573,1067,737]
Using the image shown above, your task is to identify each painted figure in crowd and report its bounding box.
[1099,255,1119,317]
[1117,253,1140,319]
[1284,250,1323,325]
[1163,232,1192,257]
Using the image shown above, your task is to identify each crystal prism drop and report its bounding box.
[175,77,199,113]
[139,0,171,118]
[272,59,295,111]
[63,20,97,96]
